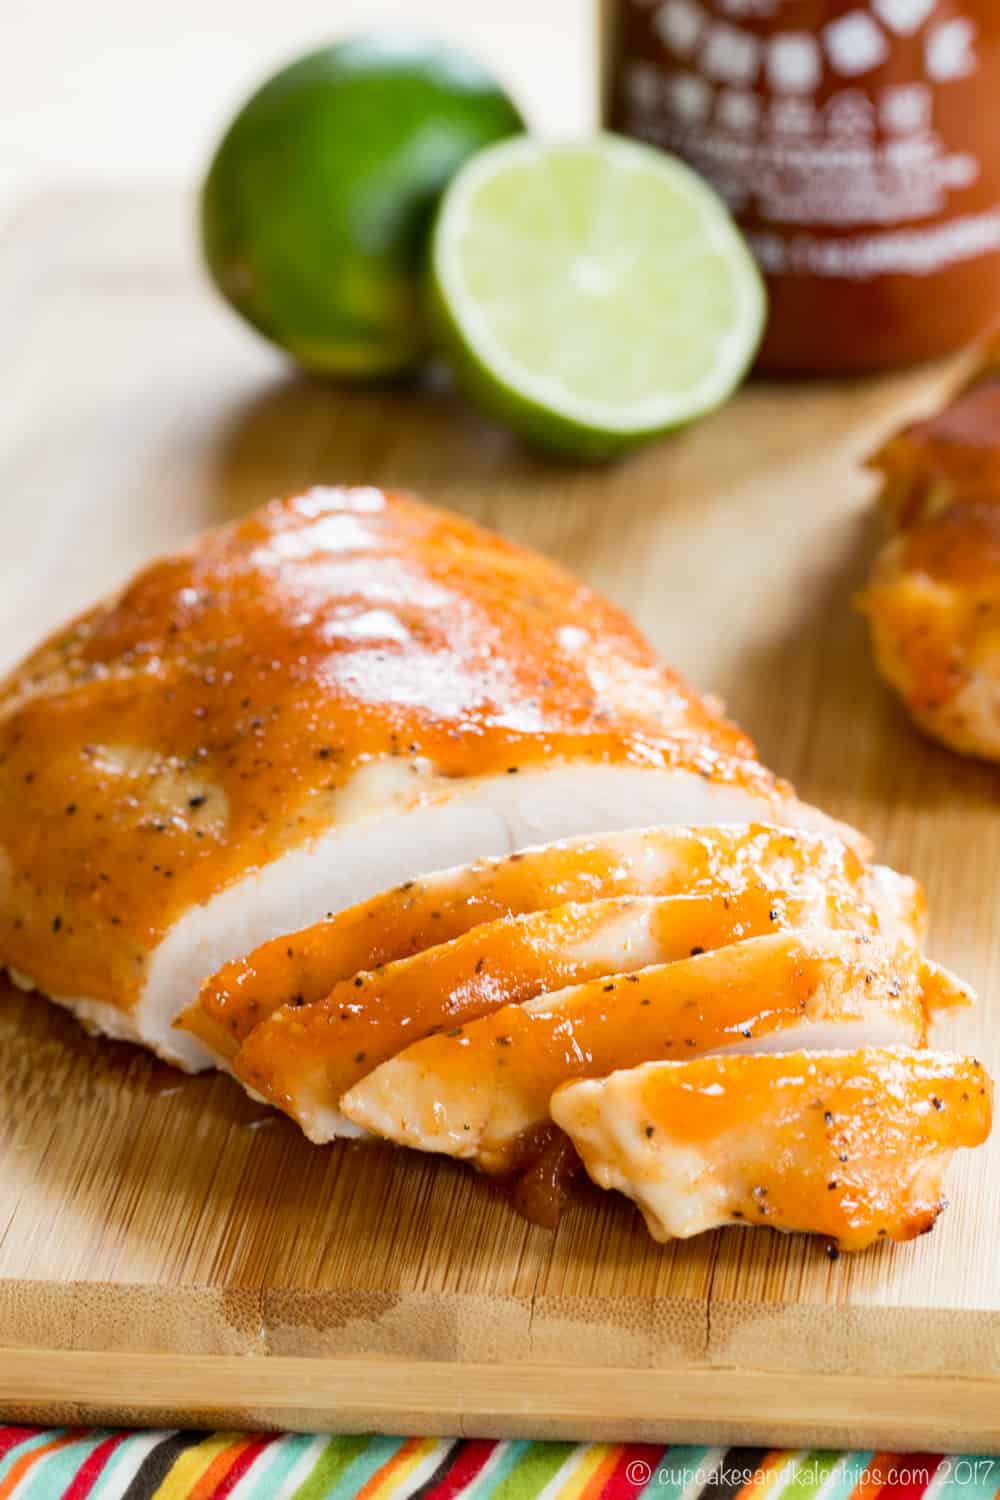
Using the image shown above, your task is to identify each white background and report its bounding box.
[0,0,598,225]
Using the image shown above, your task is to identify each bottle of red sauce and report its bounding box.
[602,0,1000,373]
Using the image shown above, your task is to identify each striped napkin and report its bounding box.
[0,1433,996,1500]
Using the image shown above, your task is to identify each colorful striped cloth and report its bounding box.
[0,1435,996,1500]
[0,1434,995,1500]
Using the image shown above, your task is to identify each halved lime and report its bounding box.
[431,134,766,460]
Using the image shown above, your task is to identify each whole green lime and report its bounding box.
[201,35,524,378]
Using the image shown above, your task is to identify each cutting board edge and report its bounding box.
[2,1280,998,1381]
[3,1349,999,1450]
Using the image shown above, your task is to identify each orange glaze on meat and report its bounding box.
[0,487,767,1011]
[553,1050,993,1250]
[181,823,870,1059]
[898,503,1000,593]
[868,358,1000,596]
[230,881,880,1126]
[863,522,1000,717]
[340,932,938,1176]
[860,349,1000,755]
[874,377,1000,530]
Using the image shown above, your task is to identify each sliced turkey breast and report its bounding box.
[551,1048,993,1250]
[232,867,921,1140]
[181,821,884,1064]
[340,932,964,1173]
[0,488,850,1069]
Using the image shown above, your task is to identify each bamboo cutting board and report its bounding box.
[2,189,999,1450]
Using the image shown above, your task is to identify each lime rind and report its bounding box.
[431,133,766,459]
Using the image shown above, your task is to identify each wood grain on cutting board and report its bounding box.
[1,190,998,1445]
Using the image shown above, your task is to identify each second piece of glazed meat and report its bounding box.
[860,346,1000,759]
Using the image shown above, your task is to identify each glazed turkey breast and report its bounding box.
[0,487,847,1068]
[339,931,960,1173]
[223,853,931,1142]
[2,484,991,1246]
[180,821,884,1064]
[551,1049,993,1250]
[859,346,1000,759]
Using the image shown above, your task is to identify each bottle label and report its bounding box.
[616,0,1000,279]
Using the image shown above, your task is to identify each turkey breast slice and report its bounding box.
[339,931,966,1173]
[0,486,852,1070]
[231,863,926,1141]
[550,1048,993,1251]
[181,820,883,1065]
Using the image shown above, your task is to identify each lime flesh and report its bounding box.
[431,134,766,459]
[201,35,524,378]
